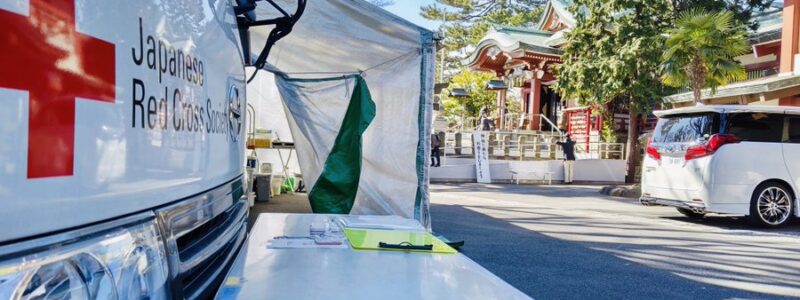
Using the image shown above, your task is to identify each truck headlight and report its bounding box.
[0,213,170,299]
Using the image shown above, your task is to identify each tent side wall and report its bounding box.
[246,0,434,226]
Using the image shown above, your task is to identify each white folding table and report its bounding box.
[215,213,531,300]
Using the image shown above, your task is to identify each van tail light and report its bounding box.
[684,134,741,161]
[646,138,660,161]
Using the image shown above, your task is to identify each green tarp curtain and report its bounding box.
[308,76,376,213]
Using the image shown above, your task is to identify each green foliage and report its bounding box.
[442,68,498,121]
[506,93,522,115]
[556,0,671,183]
[421,1,546,79]
[661,10,749,103]
[556,0,671,114]
[671,0,775,30]
[601,118,617,143]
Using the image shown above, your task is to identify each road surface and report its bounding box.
[430,183,800,299]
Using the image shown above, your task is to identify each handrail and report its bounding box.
[537,114,562,136]
[493,113,562,135]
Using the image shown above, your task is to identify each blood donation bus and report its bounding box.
[0,0,253,298]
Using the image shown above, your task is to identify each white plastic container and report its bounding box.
[271,175,286,196]
[260,162,272,174]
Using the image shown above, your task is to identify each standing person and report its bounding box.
[431,132,441,167]
[557,134,576,184]
[479,105,492,131]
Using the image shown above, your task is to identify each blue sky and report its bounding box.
[383,0,441,30]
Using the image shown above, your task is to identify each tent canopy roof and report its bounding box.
[250,0,432,76]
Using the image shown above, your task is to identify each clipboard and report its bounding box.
[344,228,457,254]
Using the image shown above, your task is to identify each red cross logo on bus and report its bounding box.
[0,0,116,179]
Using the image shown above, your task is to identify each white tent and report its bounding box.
[246,0,434,226]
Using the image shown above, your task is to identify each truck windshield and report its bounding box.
[652,112,720,143]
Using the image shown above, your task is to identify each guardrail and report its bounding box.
[449,114,561,133]
[574,141,626,160]
[440,131,627,165]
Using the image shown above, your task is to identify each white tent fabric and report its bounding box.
[247,0,434,226]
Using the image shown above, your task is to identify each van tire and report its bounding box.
[676,208,705,219]
[748,182,794,228]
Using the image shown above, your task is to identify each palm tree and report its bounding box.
[661,10,749,104]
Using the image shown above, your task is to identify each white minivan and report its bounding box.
[640,105,800,227]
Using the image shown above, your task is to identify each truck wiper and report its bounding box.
[233,0,307,83]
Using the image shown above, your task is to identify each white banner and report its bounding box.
[473,132,492,183]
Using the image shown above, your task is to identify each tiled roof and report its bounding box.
[536,0,576,31]
[664,75,800,103]
[463,24,563,67]
[466,0,785,69]
[749,7,782,44]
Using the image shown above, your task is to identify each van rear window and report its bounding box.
[653,113,720,143]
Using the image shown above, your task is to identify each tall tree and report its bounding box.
[661,10,749,104]
[420,1,546,79]
[556,0,671,183]
[441,68,499,128]
[671,0,776,30]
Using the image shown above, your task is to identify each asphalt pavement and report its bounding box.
[431,183,800,300]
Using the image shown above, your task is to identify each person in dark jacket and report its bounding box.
[479,106,493,131]
[431,132,441,167]
[556,134,576,184]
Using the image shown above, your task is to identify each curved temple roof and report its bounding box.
[463,24,564,68]
[464,0,575,70]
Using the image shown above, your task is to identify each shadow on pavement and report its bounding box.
[659,215,800,234]
[437,183,800,234]
[431,203,796,300]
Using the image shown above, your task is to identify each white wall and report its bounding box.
[430,158,625,183]
[736,53,777,66]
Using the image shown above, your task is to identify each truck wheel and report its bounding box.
[748,183,794,228]
[676,208,705,219]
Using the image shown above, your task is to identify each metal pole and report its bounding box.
[528,79,534,130]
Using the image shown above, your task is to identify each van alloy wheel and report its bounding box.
[754,186,793,226]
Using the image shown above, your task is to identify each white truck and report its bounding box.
[0,0,267,298]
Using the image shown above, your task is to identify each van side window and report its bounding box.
[787,117,800,143]
[726,113,783,142]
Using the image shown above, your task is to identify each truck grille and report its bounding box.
[181,227,244,298]
[176,202,242,261]
[156,178,247,300]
